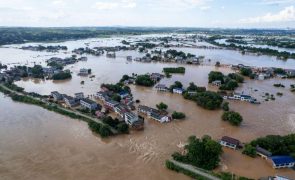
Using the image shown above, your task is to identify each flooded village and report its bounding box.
[0,33,295,180]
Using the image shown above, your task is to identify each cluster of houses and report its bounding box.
[134,56,152,62]
[223,92,260,104]
[155,83,185,94]
[0,64,72,82]
[220,136,295,169]
[95,87,144,130]
[51,91,100,110]
[21,45,68,52]
[46,57,79,67]
[0,66,25,83]
[231,64,295,80]
[132,54,203,65]
[72,47,103,56]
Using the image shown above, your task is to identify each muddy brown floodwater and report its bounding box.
[1,76,295,179]
[1,35,295,179]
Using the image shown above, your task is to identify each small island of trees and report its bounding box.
[163,67,185,74]
[172,111,186,119]
[52,71,72,80]
[222,111,243,126]
[135,74,155,87]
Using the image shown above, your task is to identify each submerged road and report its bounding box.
[169,159,221,180]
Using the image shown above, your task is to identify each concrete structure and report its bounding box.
[74,92,84,100]
[63,95,79,107]
[212,80,222,87]
[51,91,63,101]
[155,84,168,91]
[150,73,164,82]
[95,91,109,101]
[220,136,240,149]
[258,74,265,80]
[173,88,184,94]
[80,98,98,110]
[150,113,171,123]
[138,105,161,116]
[124,112,144,130]
[256,146,272,159]
[78,68,89,76]
[138,105,170,123]
[104,99,119,110]
[106,51,116,58]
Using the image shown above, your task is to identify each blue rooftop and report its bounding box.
[119,91,129,95]
[271,156,295,165]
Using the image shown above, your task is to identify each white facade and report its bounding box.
[173,88,184,94]
[219,140,237,149]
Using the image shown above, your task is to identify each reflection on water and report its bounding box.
[1,35,295,179]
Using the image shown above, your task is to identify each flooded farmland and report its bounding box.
[0,35,295,179]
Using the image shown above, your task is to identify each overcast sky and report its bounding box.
[0,0,295,28]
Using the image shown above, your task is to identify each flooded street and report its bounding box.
[1,36,295,179]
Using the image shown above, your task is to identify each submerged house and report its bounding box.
[150,73,164,82]
[95,91,109,101]
[63,95,79,107]
[256,146,272,159]
[78,68,89,76]
[225,92,259,104]
[104,99,119,110]
[150,112,171,123]
[285,69,295,77]
[137,105,170,123]
[269,156,295,169]
[74,92,84,100]
[220,136,240,150]
[106,51,116,58]
[212,80,222,87]
[51,91,63,101]
[138,105,160,116]
[124,112,144,130]
[80,98,99,110]
[173,88,184,94]
[155,84,168,91]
